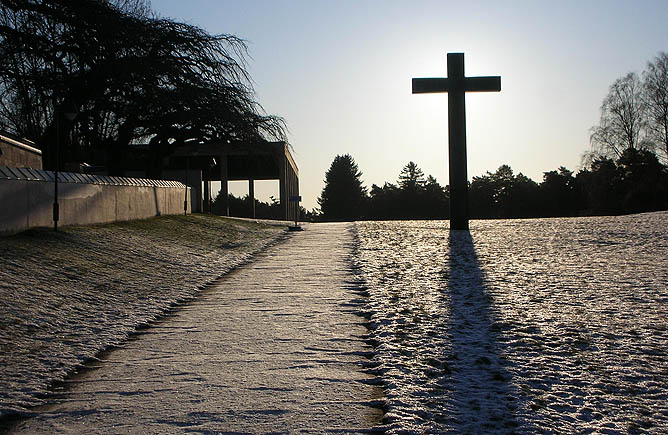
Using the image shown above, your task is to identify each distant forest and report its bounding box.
[315,151,667,222]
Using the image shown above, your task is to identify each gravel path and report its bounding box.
[7,222,383,433]
[0,215,287,421]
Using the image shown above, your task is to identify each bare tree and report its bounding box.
[108,0,152,18]
[0,0,286,172]
[643,52,668,163]
[590,72,648,159]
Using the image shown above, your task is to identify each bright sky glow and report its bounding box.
[152,0,668,210]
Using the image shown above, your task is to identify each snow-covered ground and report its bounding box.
[7,222,382,433]
[3,212,667,433]
[0,215,286,419]
[354,211,668,433]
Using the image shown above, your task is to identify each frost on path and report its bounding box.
[10,223,383,433]
[0,215,284,418]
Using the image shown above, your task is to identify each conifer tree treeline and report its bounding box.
[316,150,668,222]
[317,154,367,221]
[365,162,448,220]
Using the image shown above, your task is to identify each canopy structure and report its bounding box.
[172,141,299,220]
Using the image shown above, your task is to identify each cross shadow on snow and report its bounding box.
[443,230,523,432]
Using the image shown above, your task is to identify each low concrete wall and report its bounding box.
[126,169,203,214]
[0,166,190,235]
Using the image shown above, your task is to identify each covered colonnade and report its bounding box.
[172,141,299,221]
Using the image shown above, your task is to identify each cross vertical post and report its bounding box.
[447,53,468,230]
[412,52,501,230]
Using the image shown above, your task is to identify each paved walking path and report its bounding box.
[11,223,383,433]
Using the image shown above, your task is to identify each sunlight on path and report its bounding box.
[12,223,382,433]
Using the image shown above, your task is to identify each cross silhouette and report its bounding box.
[413,53,501,230]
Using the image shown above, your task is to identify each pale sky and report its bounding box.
[152,0,668,211]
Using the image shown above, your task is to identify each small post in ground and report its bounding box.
[288,195,302,231]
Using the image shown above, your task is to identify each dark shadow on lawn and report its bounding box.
[443,229,527,432]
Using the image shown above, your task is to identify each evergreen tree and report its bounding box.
[469,164,540,218]
[617,148,668,213]
[317,154,367,221]
[367,163,448,220]
[367,182,400,220]
[397,161,427,219]
[576,157,623,215]
[423,175,449,218]
[540,167,580,217]
[398,161,426,192]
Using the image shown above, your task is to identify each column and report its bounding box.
[295,171,300,223]
[203,170,210,213]
[219,153,229,216]
[278,154,287,221]
[290,170,297,222]
[249,178,255,219]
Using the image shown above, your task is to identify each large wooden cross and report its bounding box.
[412,52,500,230]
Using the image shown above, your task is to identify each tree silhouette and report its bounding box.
[644,52,668,163]
[365,162,448,220]
[211,192,285,220]
[314,154,666,221]
[423,175,449,218]
[469,164,539,218]
[577,157,623,215]
[396,161,425,219]
[0,0,286,173]
[590,72,647,159]
[398,161,425,192]
[317,154,367,221]
[539,167,580,217]
[366,182,400,220]
[617,148,668,212]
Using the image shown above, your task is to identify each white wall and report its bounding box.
[0,167,190,235]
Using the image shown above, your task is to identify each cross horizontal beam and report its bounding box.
[412,76,501,94]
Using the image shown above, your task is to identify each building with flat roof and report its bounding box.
[172,140,299,221]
